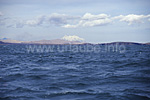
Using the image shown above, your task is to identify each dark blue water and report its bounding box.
[0,44,150,100]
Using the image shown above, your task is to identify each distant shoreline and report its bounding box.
[0,41,150,45]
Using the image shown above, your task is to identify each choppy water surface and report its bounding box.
[0,44,150,100]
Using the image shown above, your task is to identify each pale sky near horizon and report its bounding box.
[0,0,150,43]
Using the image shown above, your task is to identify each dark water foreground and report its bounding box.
[0,44,150,100]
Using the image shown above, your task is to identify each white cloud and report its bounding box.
[113,14,150,25]
[62,13,112,28]
[78,18,111,27]
[62,35,84,41]
[82,13,109,20]
[62,24,77,28]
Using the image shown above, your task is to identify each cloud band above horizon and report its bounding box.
[0,12,150,28]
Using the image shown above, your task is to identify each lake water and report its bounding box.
[0,44,150,100]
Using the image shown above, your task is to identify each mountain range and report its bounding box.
[0,38,150,45]
[0,38,83,44]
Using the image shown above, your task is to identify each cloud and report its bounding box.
[47,13,67,25]
[62,35,84,41]
[0,12,3,16]
[25,13,112,28]
[62,13,112,28]
[78,17,112,27]
[80,13,112,27]
[25,13,80,27]
[63,13,150,28]
[1,13,150,28]
[47,13,80,26]
[113,14,150,25]
[82,13,110,20]
[26,15,45,26]
[62,24,77,28]
[3,18,26,28]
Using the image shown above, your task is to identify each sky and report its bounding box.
[0,0,150,43]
